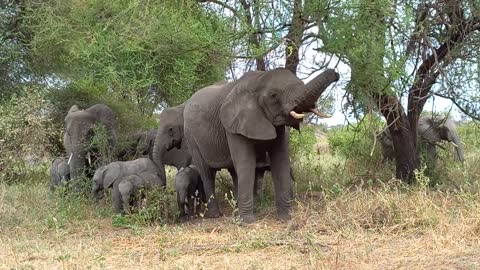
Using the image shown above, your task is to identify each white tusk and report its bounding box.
[87,152,92,165]
[310,108,332,118]
[67,153,73,165]
[451,142,459,148]
[290,111,305,119]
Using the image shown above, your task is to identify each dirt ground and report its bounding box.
[2,208,480,270]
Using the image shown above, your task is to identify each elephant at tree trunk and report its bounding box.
[184,68,339,223]
[118,172,162,214]
[175,165,206,219]
[91,158,160,214]
[50,157,70,191]
[63,104,117,181]
[380,115,464,167]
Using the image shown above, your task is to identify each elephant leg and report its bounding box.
[227,133,256,224]
[228,168,238,200]
[112,184,123,214]
[268,129,293,220]
[426,143,437,169]
[254,168,266,201]
[200,167,220,218]
[176,192,187,217]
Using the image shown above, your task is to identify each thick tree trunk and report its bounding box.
[378,95,419,182]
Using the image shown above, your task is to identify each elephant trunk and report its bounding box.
[152,138,167,187]
[295,69,339,112]
[69,151,86,180]
[451,131,464,163]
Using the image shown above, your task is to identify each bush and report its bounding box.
[327,115,383,161]
[0,87,58,182]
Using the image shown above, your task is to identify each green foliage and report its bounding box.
[289,125,318,159]
[112,187,177,227]
[0,87,58,182]
[25,0,232,106]
[327,115,383,160]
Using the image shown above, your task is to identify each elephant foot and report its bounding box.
[204,208,222,218]
[277,210,291,221]
[239,214,256,224]
[177,214,190,222]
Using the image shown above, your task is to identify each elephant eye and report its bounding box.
[270,92,277,98]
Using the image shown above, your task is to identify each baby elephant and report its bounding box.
[118,172,162,214]
[91,158,161,214]
[50,157,70,191]
[175,165,206,219]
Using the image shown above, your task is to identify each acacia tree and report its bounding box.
[309,0,480,181]
[199,0,321,76]
[24,0,232,110]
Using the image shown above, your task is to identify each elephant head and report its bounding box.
[64,104,117,180]
[219,69,339,139]
[91,162,121,200]
[418,115,464,162]
[152,104,187,185]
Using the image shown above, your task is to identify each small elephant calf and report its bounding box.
[175,165,206,219]
[91,158,161,214]
[50,156,70,191]
[118,172,162,214]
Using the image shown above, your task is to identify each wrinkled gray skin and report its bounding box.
[184,68,339,223]
[151,105,192,187]
[50,157,70,191]
[91,158,159,214]
[118,172,162,214]
[63,104,117,180]
[380,115,464,167]
[152,102,288,202]
[174,165,206,219]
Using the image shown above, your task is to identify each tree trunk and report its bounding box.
[379,95,419,182]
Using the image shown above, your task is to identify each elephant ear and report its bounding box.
[220,76,276,140]
[68,104,80,114]
[103,163,121,188]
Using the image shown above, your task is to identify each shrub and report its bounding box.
[0,87,57,182]
[327,115,383,161]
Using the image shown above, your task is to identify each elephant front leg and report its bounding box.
[268,128,293,220]
[227,133,256,224]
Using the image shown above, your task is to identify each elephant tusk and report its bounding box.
[67,153,73,165]
[290,111,305,119]
[310,108,331,118]
[451,142,459,148]
[87,152,92,165]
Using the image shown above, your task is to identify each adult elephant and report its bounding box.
[380,115,464,166]
[151,104,192,186]
[64,104,117,180]
[184,68,339,223]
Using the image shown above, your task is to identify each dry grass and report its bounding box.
[1,176,480,270]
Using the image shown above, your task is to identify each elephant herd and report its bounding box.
[49,67,464,224]
[50,68,340,223]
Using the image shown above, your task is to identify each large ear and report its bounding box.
[68,104,80,114]
[103,163,121,188]
[220,75,276,140]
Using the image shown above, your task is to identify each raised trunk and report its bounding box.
[296,69,339,112]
